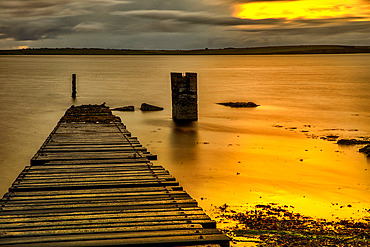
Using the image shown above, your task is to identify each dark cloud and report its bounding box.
[113,10,283,26]
[0,21,69,41]
[0,0,369,49]
[0,1,72,18]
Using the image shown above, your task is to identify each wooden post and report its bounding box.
[72,74,76,98]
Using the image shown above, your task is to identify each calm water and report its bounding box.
[0,54,369,220]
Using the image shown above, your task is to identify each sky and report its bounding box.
[0,0,370,50]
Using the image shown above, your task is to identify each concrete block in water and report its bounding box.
[171,72,198,121]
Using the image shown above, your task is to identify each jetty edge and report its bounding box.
[0,104,229,247]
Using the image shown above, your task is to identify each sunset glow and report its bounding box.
[235,0,370,20]
[17,46,29,49]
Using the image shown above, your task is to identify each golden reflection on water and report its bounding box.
[120,111,370,221]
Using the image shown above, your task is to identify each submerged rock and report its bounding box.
[217,102,259,108]
[112,106,135,111]
[140,103,164,111]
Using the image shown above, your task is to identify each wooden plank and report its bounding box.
[0,229,229,247]
[1,223,204,237]
[42,145,143,152]
[19,171,169,179]
[0,209,209,225]
[0,201,198,214]
[24,168,166,176]
[31,157,149,164]
[2,191,189,204]
[2,186,182,198]
[9,180,180,192]
[27,163,158,170]
[15,173,175,183]
[0,206,204,219]
[30,158,150,166]
[33,153,146,160]
[45,141,140,146]
[0,219,216,232]
[41,146,146,151]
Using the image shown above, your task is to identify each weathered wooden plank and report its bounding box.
[54,129,130,134]
[41,146,143,152]
[30,158,150,166]
[12,174,176,185]
[2,191,189,204]
[43,143,141,148]
[19,171,169,179]
[45,141,140,146]
[0,219,216,232]
[0,228,229,247]
[0,201,198,214]
[27,163,158,170]
[0,235,228,247]
[0,199,198,214]
[49,134,136,139]
[15,173,175,183]
[0,210,210,225]
[24,168,166,176]
[2,186,181,198]
[46,138,137,144]
[24,163,164,170]
[0,219,216,234]
[16,175,171,182]
[0,206,204,219]
[41,145,146,151]
[33,153,146,160]
[1,223,205,238]
[1,196,195,209]
[9,180,180,192]
[2,190,188,202]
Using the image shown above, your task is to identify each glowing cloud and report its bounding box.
[235,0,370,20]
[17,46,29,49]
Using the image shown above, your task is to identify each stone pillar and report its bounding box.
[171,72,198,122]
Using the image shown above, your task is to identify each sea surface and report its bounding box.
[0,54,369,220]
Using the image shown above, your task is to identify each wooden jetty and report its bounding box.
[0,104,229,247]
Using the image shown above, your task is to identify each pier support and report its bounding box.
[72,74,77,98]
[171,72,198,122]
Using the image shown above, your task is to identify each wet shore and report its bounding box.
[212,203,370,246]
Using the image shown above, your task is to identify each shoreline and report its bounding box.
[212,203,370,246]
[1,45,370,55]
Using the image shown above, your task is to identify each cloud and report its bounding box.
[0,19,71,41]
[0,0,369,49]
[0,1,72,18]
[0,0,130,18]
[73,22,106,31]
[113,9,283,27]
[235,20,370,36]
[206,0,298,4]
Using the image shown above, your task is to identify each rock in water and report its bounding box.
[112,106,135,111]
[140,103,164,111]
[217,102,259,108]
[337,139,370,145]
[359,145,370,157]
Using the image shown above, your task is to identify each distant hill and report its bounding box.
[1,45,369,55]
